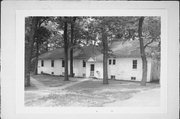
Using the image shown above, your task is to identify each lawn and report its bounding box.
[31,75,81,87]
[25,75,160,107]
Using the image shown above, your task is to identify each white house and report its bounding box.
[38,45,101,77]
[38,40,160,82]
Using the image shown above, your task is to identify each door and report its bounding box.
[90,64,94,76]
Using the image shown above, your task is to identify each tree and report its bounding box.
[101,26,109,84]
[80,17,109,84]
[63,17,69,81]
[33,26,51,75]
[25,17,38,86]
[83,17,126,84]
[25,17,53,86]
[138,16,161,86]
[69,17,76,77]
[75,17,129,84]
[138,17,147,86]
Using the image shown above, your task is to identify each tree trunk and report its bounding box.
[138,17,147,86]
[25,45,31,87]
[25,17,38,87]
[70,48,73,77]
[102,28,108,84]
[63,18,69,81]
[34,42,39,75]
[70,18,75,77]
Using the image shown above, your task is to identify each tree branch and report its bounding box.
[144,38,154,48]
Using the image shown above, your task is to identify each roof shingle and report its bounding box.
[39,39,157,60]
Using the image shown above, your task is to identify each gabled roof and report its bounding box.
[88,48,142,62]
[38,45,101,60]
[39,48,64,60]
[110,39,155,58]
[111,40,141,58]
[39,39,158,61]
[73,45,101,60]
[86,40,157,62]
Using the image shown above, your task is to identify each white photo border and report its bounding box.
[1,1,179,119]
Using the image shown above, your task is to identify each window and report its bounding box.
[132,60,137,69]
[83,60,86,67]
[113,59,116,65]
[41,60,44,67]
[62,60,64,67]
[90,64,94,71]
[51,60,54,67]
[109,59,111,65]
[111,75,115,79]
[131,77,136,80]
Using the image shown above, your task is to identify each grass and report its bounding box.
[25,75,160,107]
[66,79,159,93]
[25,82,38,91]
[26,89,138,107]
[31,75,79,87]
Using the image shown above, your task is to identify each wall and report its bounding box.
[150,59,160,81]
[38,59,86,77]
[38,57,153,82]
[38,59,62,75]
[108,58,152,82]
[86,58,152,82]
[86,61,103,78]
[73,59,86,77]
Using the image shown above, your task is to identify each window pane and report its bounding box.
[51,60,54,67]
[62,60,64,67]
[83,60,86,67]
[109,59,111,65]
[41,60,44,67]
[132,60,137,69]
[131,77,136,80]
[113,59,116,65]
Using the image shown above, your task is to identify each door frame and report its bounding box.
[90,64,95,77]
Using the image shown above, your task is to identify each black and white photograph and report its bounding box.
[25,16,161,107]
[1,1,179,119]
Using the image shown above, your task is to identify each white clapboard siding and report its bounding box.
[38,59,86,77]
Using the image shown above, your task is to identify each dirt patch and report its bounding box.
[25,83,38,91]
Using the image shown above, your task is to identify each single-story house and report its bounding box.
[38,45,101,77]
[38,40,160,82]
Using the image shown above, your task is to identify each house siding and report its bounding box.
[86,62,103,78]
[38,57,153,82]
[107,58,152,82]
[86,58,152,82]
[38,59,86,77]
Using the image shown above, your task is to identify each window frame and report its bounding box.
[132,60,137,69]
[131,77,136,80]
[51,60,54,67]
[111,75,115,79]
[41,60,44,67]
[62,59,64,67]
[83,60,86,67]
[109,59,111,65]
[113,59,116,65]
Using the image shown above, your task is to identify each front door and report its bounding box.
[90,64,94,77]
